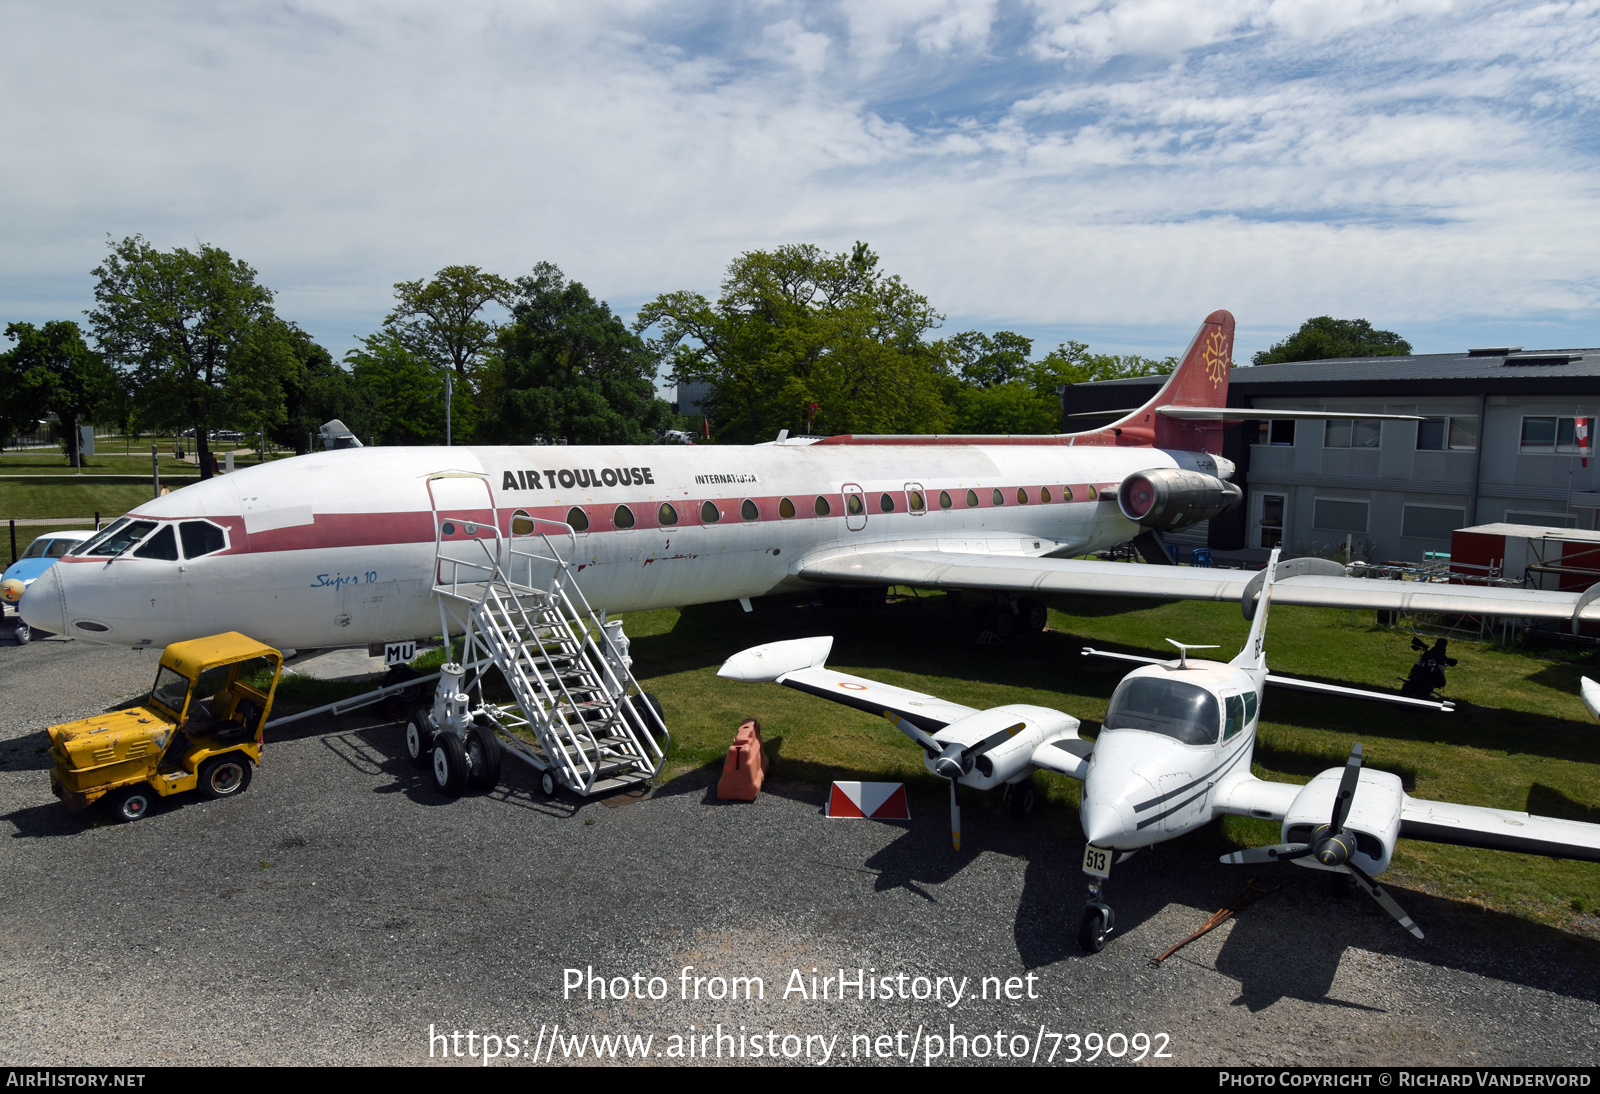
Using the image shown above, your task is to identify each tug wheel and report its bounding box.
[107,784,154,822]
[198,754,252,800]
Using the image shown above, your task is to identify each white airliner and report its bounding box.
[717,550,1600,952]
[20,310,1600,651]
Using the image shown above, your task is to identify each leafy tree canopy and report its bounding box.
[1,321,117,461]
[481,262,671,445]
[1252,316,1412,366]
[273,325,374,454]
[382,265,512,445]
[637,242,950,442]
[346,330,467,445]
[87,235,296,478]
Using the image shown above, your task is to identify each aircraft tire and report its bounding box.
[405,711,434,769]
[1078,906,1111,954]
[1010,780,1036,818]
[106,783,154,822]
[466,725,502,791]
[198,754,253,800]
[10,619,31,645]
[432,734,469,798]
[1019,598,1048,634]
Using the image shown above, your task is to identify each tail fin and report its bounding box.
[1068,309,1234,453]
[1233,547,1281,670]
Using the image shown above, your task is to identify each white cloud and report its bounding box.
[0,0,1596,364]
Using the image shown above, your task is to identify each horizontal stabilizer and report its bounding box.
[1265,673,1453,712]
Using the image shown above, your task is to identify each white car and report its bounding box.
[1,530,93,643]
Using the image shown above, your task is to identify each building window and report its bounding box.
[1314,498,1369,533]
[1401,504,1465,540]
[1520,416,1587,454]
[1505,509,1578,529]
[1258,493,1285,548]
[1417,416,1478,451]
[1252,420,1296,446]
[1324,419,1382,449]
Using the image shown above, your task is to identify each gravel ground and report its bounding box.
[2,636,1597,1067]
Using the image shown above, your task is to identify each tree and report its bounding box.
[346,330,466,445]
[482,263,671,445]
[382,266,513,445]
[1,321,117,466]
[942,333,1176,434]
[1253,316,1411,365]
[637,242,951,442]
[272,325,375,454]
[88,235,296,479]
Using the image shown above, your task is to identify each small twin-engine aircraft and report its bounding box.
[22,310,1600,654]
[718,550,1600,953]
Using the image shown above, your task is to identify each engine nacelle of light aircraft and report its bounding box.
[929,704,1081,790]
[1281,766,1404,875]
[1117,468,1243,531]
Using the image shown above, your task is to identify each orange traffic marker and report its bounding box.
[716,719,766,801]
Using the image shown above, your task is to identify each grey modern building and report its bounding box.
[1060,346,1600,563]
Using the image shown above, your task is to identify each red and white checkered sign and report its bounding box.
[826,781,910,820]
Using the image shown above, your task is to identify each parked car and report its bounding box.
[1,530,93,643]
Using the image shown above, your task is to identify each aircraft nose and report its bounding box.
[1079,793,1136,849]
[18,566,66,635]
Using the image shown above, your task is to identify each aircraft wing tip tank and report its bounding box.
[718,636,835,683]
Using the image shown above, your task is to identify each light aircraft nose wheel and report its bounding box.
[1079,882,1115,954]
[1008,780,1036,818]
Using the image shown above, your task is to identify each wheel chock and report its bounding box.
[716,719,767,801]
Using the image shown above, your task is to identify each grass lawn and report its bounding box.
[0,482,164,523]
[614,590,1600,939]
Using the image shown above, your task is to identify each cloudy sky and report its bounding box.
[3,0,1598,369]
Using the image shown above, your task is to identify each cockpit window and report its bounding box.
[1243,692,1258,723]
[45,539,74,558]
[134,525,179,561]
[21,539,50,560]
[180,521,227,559]
[73,519,156,558]
[1224,694,1245,740]
[1103,677,1220,746]
[69,518,130,556]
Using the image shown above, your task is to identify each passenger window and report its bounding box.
[134,525,179,561]
[992,489,1004,506]
[965,490,978,508]
[845,494,864,516]
[1087,485,1098,501]
[510,510,535,536]
[566,507,590,533]
[179,521,226,559]
[1063,486,1074,502]
[1041,487,1053,504]
[658,503,679,526]
[1243,692,1258,723]
[1224,694,1245,741]
[779,497,795,519]
[815,496,831,517]
[701,501,721,523]
[939,491,952,510]
[741,499,758,521]
[614,505,635,529]
[878,493,895,513]
[908,491,924,512]
[1017,488,1029,505]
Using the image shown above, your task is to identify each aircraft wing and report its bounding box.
[799,550,1600,624]
[718,637,979,734]
[1399,797,1600,863]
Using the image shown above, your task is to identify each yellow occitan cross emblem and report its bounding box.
[1202,329,1229,386]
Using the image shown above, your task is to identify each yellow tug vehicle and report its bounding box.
[48,632,283,821]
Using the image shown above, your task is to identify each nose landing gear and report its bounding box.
[1079,879,1116,953]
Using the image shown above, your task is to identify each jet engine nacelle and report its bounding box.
[1117,468,1243,531]
[929,704,1081,790]
[1281,766,1404,875]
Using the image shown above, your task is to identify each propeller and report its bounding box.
[1219,743,1424,939]
[884,710,988,852]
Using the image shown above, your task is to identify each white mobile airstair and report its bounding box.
[410,472,668,798]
